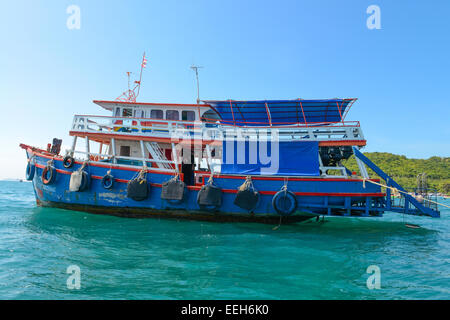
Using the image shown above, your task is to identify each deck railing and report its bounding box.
[71,114,365,143]
[391,188,439,212]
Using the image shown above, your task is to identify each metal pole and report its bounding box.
[191,65,203,104]
[140,140,146,166]
[85,137,90,160]
[70,136,77,157]
[136,52,145,99]
[205,144,213,173]
[171,143,179,174]
[111,138,117,164]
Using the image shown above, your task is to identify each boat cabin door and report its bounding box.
[181,149,195,186]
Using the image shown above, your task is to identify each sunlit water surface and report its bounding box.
[0,181,448,299]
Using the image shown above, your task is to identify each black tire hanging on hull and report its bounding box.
[127,178,149,201]
[197,183,222,211]
[272,190,297,216]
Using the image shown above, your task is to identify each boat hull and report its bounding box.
[25,148,385,222]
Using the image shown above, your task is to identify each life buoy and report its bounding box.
[272,190,297,216]
[42,166,56,185]
[63,155,74,168]
[26,161,35,181]
[101,173,114,190]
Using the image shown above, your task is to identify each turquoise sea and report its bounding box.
[0,180,448,300]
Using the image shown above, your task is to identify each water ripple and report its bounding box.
[0,181,448,299]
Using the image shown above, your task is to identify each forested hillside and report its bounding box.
[341,152,450,194]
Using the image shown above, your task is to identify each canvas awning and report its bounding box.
[202,99,357,126]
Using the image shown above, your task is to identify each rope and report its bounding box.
[361,177,450,210]
[168,172,181,183]
[207,172,214,185]
[137,165,147,180]
[239,176,254,191]
[78,161,88,172]
[272,216,282,231]
[281,177,288,192]
[273,178,289,230]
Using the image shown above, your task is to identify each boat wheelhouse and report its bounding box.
[20,95,440,222]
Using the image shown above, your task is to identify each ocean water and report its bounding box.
[0,180,448,300]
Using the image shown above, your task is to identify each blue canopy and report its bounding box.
[221,140,319,176]
[202,99,356,126]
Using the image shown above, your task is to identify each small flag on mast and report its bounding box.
[141,55,148,69]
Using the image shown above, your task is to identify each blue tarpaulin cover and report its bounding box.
[221,140,319,176]
[202,99,356,126]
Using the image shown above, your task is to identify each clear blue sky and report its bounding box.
[1,0,449,179]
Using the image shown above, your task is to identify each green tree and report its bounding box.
[341,152,450,194]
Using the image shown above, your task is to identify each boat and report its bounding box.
[19,58,440,223]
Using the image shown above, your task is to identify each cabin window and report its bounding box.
[201,109,220,122]
[122,108,132,117]
[115,107,121,117]
[166,110,179,121]
[182,110,195,121]
[151,109,163,119]
[119,146,131,157]
[134,109,144,118]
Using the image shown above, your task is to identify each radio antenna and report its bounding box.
[191,65,203,104]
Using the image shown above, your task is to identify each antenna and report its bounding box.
[191,65,203,104]
[116,52,148,103]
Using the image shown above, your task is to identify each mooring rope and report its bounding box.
[361,177,450,210]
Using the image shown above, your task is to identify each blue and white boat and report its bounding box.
[20,92,440,222]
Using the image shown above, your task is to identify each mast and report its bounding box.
[115,52,147,103]
[136,52,147,98]
[191,65,203,104]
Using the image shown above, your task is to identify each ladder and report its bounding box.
[352,147,440,218]
[145,142,173,170]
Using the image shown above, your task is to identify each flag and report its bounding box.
[141,55,148,69]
